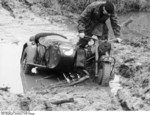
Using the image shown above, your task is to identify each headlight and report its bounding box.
[62,49,74,56]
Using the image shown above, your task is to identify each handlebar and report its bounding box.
[84,36,120,43]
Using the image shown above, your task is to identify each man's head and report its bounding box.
[103,1,115,15]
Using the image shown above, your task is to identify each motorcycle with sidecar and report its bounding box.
[20,33,115,86]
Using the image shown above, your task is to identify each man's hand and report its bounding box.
[116,38,122,43]
[113,38,122,43]
[78,33,85,38]
[112,38,122,43]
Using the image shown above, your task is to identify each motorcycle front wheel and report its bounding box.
[98,62,112,86]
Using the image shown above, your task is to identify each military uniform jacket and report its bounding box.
[77,1,121,37]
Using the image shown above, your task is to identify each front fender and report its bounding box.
[100,55,115,64]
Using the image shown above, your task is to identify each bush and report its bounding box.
[58,0,150,14]
[58,0,99,14]
[109,0,150,13]
[1,0,150,16]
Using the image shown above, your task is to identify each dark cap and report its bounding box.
[105,1,115,14]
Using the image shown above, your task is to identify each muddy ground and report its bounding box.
[0,1,150,111]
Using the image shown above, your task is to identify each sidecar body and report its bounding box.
[20,33,77,74]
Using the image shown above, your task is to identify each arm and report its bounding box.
[77,4,94,33]
[110,8,121,38]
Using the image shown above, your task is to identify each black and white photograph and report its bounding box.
[0,0,150,112]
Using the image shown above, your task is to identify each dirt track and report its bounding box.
[0,7,123,110]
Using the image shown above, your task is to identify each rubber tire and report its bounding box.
[21,47,32,74]
[98,62,112,86]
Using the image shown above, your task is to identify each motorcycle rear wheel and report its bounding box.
[98,62,112,86]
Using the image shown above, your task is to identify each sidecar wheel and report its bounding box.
[98,62,112,86]
[21,48,32,74]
